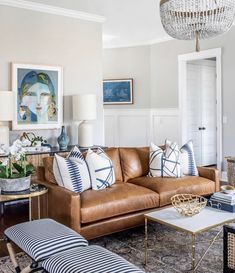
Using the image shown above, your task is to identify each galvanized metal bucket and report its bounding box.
[0,176,31,194]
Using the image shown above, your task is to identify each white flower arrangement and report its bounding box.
[0,140,35,179]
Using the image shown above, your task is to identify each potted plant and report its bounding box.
[0,139,35,194]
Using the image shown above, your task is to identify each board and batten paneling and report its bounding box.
[104,108,179,147]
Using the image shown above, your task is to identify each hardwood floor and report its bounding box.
[0,202,28,257]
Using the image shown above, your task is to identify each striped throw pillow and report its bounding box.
[53,146,91,193]
[180,140,198,176]
[86,148,115,190]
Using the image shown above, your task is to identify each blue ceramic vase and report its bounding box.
[57,126,69,150]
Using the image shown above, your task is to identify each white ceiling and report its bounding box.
[31,0,171,48]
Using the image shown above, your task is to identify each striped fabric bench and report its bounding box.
[42,245,143,273]
[4,219,88,272]
[5,219,144,273]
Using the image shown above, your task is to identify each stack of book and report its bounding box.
[210,192,235,212]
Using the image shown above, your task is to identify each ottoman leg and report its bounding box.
[6,241,20,273]
[21,266,32,273]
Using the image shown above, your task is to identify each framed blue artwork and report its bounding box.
[103,79,133,105]
[12,63,63,130]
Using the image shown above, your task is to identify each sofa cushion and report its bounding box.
[119,147,165,182]
[119,147,150,182]
[129,176,215,207]
[80,183,159,224]
[105,148,123,182]
[43,157,57,184]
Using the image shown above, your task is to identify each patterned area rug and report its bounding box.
[0,222,223,273]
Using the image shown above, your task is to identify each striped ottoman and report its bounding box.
[5,219,88,272]
[42,245,144,273]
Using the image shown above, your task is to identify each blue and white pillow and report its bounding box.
[53,146,91,193]
[180,140,198,176]
[149,141,181,178]
[86,148,115,191]
[163,141,181,177]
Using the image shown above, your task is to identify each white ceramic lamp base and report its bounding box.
[78,121,93,148]
[0,125,9,147]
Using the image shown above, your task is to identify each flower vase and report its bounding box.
[57,126,69,151]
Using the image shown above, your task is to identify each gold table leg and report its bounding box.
[145,217,148,265]
[192,234,196,272]
[38,195,41,219]
[29,197,32,221]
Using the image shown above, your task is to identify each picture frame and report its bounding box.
[103,78,133,105]
[12,63,63,130]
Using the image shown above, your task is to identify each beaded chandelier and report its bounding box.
[160,0,235,51]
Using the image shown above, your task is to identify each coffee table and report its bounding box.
[144,207,235,272]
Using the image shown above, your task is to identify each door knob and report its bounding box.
[198,127,206,130]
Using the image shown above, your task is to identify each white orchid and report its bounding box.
[21,139,31,147]
[9,145,19,156]
[0,139,35,179]
[13,139,23,149]
[1,158,9,166]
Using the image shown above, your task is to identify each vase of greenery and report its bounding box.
[0,140,35,194]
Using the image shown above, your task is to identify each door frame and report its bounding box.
[178,48,222,170]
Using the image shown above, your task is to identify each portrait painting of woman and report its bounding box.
[12,64,63,130]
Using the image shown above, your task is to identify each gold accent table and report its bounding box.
[0,184,48,221]
[144,207,235,272]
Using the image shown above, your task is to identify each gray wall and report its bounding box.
[0,5,104,146]
[103,46,151,109]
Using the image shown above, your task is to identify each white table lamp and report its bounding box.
[73,94,97,147]
[0,91,13,147]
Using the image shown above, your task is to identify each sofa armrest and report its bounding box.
[32,178,81,233]
[197,166,220,192]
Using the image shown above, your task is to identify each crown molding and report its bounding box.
[0,0,106,23]
[103,36,174,49]
[149,36,173,45]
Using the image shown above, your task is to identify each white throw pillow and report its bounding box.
[86,148,115,191]
[149,141,181,178]
[180,140,198,176]
[53,146,91,193]
[149,142,164,177]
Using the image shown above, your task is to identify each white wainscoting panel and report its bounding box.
[151,109,180,145]
[104,108,179,147]
[104,115,116,147]
[118,115,150,147]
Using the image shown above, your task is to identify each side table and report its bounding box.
[0,184,48,221]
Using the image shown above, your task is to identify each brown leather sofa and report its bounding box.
[33,147,220,240]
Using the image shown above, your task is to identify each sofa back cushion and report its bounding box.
[119,147,150,182]
[43,156,57,184]
[104,148,123,182]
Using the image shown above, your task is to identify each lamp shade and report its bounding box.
[73,94,97,121]
[0,91,13,121]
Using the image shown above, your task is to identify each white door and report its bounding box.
[186,60,217,166]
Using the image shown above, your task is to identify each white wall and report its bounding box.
[0,5,104,146]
